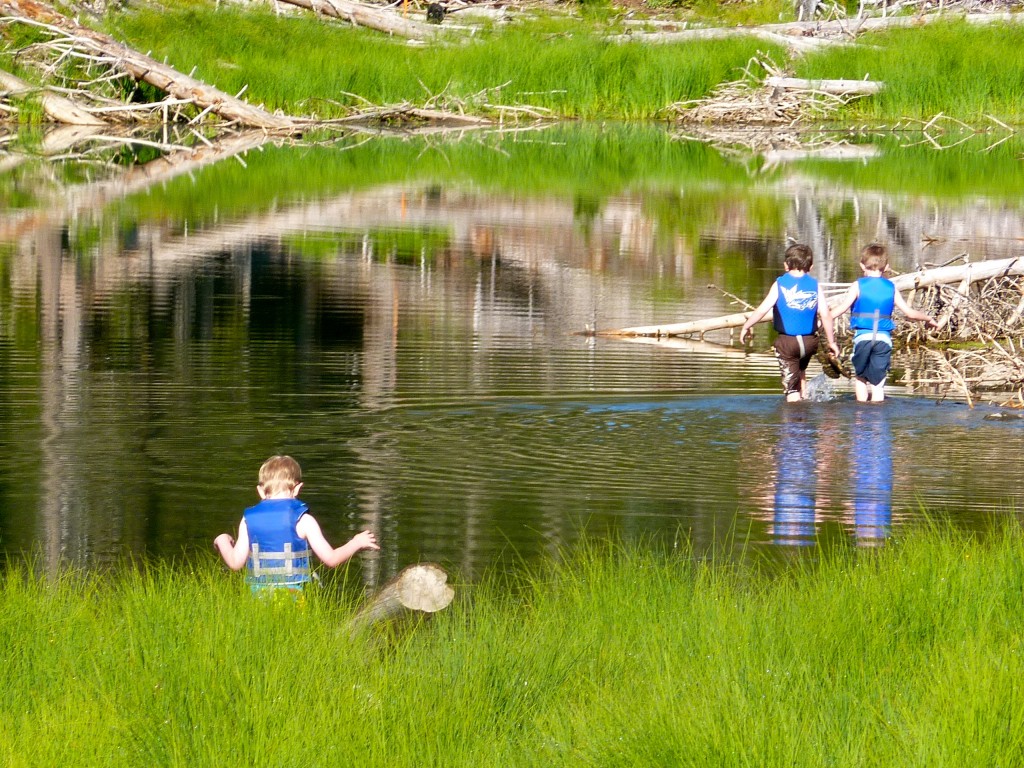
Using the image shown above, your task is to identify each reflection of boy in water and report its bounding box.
[851,407,893,545]
[831,243,937,403]
[741,244,840,402]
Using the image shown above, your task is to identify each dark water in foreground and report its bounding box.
[2,127,1024,585]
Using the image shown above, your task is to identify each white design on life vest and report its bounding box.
[780,283,817,312]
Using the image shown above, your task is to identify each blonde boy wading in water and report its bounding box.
[740,244,840,403]
[831,243,938,403]
[214,455,378,592]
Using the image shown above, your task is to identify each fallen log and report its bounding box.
[0,0,297,131]
[350,562,455,633]
[0,66,106,125]
[276,0,441,40]
[593,256,1024,338]
[765,76,883,96]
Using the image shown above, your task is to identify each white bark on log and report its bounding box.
[0,0,296,131]
[765,76,884,96]
[597,256,1024,338]
[351,563,455,631]
[0,67,106,125]
[608,11,1022,49]
[275,0,440,40]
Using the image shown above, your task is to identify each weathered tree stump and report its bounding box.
[351,563,454,632]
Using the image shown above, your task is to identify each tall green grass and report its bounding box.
[105,2,778,120]
[4,519,1024,766]
[797,20,1024,122]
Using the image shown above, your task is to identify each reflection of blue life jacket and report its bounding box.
[850,277,895,335]
[853,410,893,545]
[772,273,819,336]
[773,413,817,547]
[243,498,312,589]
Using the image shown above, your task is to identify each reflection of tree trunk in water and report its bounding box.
[790,193,839,286]
[36,222,81,575]
[347,255,404,589]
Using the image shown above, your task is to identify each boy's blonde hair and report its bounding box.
[258,455,302,496]
[860,243,889,272]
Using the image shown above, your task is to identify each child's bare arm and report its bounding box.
[213,520,250,570]
[739,283,779,343]
[297,515,379,568]
[894,291,937,327]
[828,283,858,319]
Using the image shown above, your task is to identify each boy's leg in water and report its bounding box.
[854,378,870,402]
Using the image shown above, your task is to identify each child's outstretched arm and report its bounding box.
[894,291,938,328]
[816,285,840,357]
[213,520,250,571]
[739,283,779,343]
[297,515,379,568]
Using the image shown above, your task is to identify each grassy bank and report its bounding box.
[106,3,776,121]
[4,520,1024,766]
[97,2,1024,124]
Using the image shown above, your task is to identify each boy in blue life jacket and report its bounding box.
[213,455,378,592]
[830,243,937,403]
[740,243,840,402]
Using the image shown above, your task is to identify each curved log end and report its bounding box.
[394,563,455,613]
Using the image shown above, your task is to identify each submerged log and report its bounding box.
[0,0,297,131]
[593,256,1024,338]
[351,563,454,632]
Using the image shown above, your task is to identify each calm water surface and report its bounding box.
[2,125,1023,585]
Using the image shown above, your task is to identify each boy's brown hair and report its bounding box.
[258,455,302,496]
[783,243,814,272]
[860,243,889,272]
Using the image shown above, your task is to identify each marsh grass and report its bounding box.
[4,519,1024,766]
[106,3,778,120]
[797,20,1024,122]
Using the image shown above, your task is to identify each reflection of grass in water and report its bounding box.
[281,229,452,263]
[797,135,1024,200]
[796,20,1024,122]
[109,124,747,224]
[107,3,776,120]
[5,520,1024,765]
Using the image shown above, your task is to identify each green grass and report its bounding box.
[104,2,779,120]
[4,519,1024,766]
[796,20,1024,122]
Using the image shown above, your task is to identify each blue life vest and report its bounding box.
[772,273,819,336]
[243,498,312,589]
[850,276,895,334]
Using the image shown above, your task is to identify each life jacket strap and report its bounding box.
[251,542,312,577]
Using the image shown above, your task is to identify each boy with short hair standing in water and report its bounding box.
[830,243,937,403]
[740,243,840,402]
[214,455,378,592]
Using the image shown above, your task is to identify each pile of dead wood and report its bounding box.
[666,55,882,128]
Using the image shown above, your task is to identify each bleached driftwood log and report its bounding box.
[350,563,455,632]
[275,0,441,39]
[0,0,297,131]
[765,76,883,96]
[594,256,1024,338]
[0,67,106,125]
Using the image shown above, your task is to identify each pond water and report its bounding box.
[2,123,1023,585]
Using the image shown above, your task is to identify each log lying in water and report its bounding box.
[351,563,454,632]
[593,256,1024,338]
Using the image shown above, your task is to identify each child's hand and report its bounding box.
[352,530,380,551]
[925,317,939,329]
[213,533,234,551]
